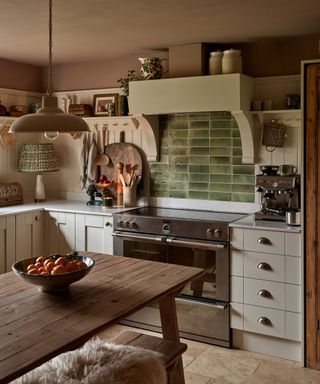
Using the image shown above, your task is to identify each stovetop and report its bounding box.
[119,207,246,223]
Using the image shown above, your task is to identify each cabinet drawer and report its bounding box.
[230,228,243,250]
[244,304,285,338]
[285,312,302,341]
[285,232,301,257]
[285,256,301,285]
[231,302,243,330]
[231,276,243,302]
[244,229,284,254]
[244,279,285,310]
[244,251,285,282]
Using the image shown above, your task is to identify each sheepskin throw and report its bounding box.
[11,337,167,384]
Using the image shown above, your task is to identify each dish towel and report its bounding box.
[87,131,98,187]
[79,133,88,190]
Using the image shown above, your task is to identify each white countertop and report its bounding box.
[0,200,137,217]
[230,214,302,233]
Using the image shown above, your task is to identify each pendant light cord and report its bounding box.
[47,0,53,95]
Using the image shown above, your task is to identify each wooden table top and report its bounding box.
[0,252,204,383]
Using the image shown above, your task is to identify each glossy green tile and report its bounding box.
[190,138,210,147]
[150,163,169,172]
[210,183,232,192]
[168,121,188,130]
[233,165,255,175]
[189,129,209,138]
[189,113,210,121]
[210,129,232,138]
[210,174,232,183]
[233,138,242,147]
[210,120,232,129]
[210,138,232,147]
[210,165,232,174]
[150,190,169,197]
[174,114,189,121]
[169,147,189,156]
[189,173,209,182]
[231,193,255,203]
[210,147,232,156]
[169,190,188,198]
[210,111,231,120]
[233,147,243,156]
[190,155,210,165]
[189,182,209,191]
[190,121,210,130]
[188,191,209,199]
[151,172,169,182]
[168,138,188,147]
[169,164,189,173]
[189,165,210,173]
[169,155,189,165]
[232,184,255,193]
[209,192,232,201]
[232,129,241,138]
[169,173,189,182]
[168,181,188,190]
[210,156,231,165]
[168,129,188,139]
[232,156,243,165]
[231,119,239,128]
[190,147,209,156]
[150,181,168,192]
[232,175,255,184]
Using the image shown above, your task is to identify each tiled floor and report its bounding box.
[97,324,320,384]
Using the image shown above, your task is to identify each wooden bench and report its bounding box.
[110,331,188,384]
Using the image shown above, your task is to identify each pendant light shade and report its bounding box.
[10,96,89,133]
[9,1,89,135]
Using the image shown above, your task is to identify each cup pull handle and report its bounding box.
[257,237,271,245]
[257,289,272,298]
[257,262,272,271]
[257,317,272,326]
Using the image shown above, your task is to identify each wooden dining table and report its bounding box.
[0,252,204,384]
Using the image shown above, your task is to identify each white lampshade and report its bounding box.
[10,96,90,133]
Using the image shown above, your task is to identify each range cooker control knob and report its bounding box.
[214,229,222,239]
[206,228,214,237]
[123,221,130,228]
[162,224,171,234]
[117,220,124,228]
[128,221,136,229]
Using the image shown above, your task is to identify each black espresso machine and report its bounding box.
[255,173,300,222]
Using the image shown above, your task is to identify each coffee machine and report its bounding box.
[255,174,300,221]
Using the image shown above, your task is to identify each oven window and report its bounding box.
[123,239,167,263]
[168,246,217,300]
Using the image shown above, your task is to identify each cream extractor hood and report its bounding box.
[129,74,256,164]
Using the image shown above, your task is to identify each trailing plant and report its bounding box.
[117,70,139,96]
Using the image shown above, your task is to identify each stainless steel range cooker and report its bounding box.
[113,207,246,347]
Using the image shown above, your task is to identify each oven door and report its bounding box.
[113,231,167,263]
[166,237,229,302]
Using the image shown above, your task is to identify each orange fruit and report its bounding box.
[38,267,46,274]
[45,261,55,274]
[27,263,36,272]
[54,257,67,266]
[66,261,78,272]
[28,268,40,275]
[36,256,46,263]
[77,261,87,270]
[51,265,68,275]
[44,259,53,266]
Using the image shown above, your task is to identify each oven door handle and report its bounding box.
[166,237,227,249]
[112,232,166,243]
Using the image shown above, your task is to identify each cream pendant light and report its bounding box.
[9,0,89,135]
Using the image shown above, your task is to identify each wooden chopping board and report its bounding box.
[100,143,142,183]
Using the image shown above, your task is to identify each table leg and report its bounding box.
[159,295,185,384]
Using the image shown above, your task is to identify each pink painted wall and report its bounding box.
[0,58,43,92]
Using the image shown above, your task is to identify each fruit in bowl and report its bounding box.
[12,251,95,293]
[95,174,112,189]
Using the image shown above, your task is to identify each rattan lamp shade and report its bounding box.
[18,143,59,173]
[18,143,59,202]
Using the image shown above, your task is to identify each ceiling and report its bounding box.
[0,0,319,66]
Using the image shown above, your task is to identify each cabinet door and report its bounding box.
[16,211,44,261]
[75,214,113,254]
[0,216,15,273]
[44,211,75,254]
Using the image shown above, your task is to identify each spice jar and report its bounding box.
[222,49,242,74]
[209,51,223,75]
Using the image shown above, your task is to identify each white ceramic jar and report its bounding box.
[222,49,242,74]
[209,51,223,75]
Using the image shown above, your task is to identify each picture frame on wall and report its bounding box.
[93,93,118,116]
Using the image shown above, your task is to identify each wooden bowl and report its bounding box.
[12,255,95,293]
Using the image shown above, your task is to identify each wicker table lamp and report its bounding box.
[18,143,59,202]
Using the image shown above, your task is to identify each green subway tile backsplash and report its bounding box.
[150,112,255,203]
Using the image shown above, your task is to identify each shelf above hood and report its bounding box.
[129,74,255,163]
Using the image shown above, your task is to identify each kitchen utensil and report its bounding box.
[286,208,301,226]
[259,165,279,176]
[138,57,168,80]
[279,164,297,176]
[94,126,109,166]
[262,120,286,152]
[116,162,124,206]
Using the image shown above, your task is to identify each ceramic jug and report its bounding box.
[138,57,168,80]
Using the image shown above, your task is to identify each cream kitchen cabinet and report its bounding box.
[75,214,113,254]
[15,211,44,261]
[44,211,76,254]
[230,227,302,343]
[0,215,15,273]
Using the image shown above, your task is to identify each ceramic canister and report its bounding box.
[209,51,223,75]
[222,49,242,74]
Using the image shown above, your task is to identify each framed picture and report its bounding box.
[93,93,118,116]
